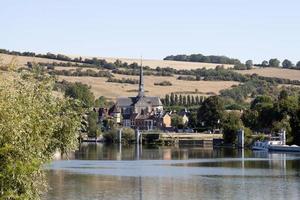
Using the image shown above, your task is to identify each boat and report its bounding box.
[252,140,282,151]
[252,130,300,152]
[269,144,300,152]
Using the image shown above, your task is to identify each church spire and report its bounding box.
[138,58,145,98]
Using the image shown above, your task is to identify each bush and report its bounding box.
[154,81,172,86]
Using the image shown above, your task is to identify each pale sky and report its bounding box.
[1,0,300,63]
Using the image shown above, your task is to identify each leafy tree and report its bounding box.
[187,95,191,106]
[95,96,113,108]
[179,94,183,105]
[262,60,269,67]
[241,110,259,130]
[245,60,253,69]
[297,61,300,69]
[282,59,294,68]
[269,58,280,67]
[170,93,175,106]
[174,94,178,105]
[171,114,184,129]
[0,69,82,199]
[222,112,243,144]
[87,111,100,138]
[183,96,187,106]
[65,82,95,108]
[165,94,170,106]
[197,96,225,129]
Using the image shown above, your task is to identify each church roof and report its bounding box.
[116,97,135,107]
[116,96,162,108]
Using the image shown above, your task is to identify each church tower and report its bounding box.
[137,61,145,98]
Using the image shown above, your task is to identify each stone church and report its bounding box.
[110,65,164,130]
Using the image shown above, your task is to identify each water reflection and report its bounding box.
[45,144,300,200]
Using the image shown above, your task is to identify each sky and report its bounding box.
[1,0,300,63]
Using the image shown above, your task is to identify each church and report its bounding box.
[110,65,165,130]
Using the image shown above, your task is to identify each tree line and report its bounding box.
[164,53,242,65]
[162,93,206,107]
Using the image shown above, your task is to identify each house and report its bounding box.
[162,112,172,128]
[110,65,164,130]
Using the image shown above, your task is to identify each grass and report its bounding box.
[58,74,238,99]
[235,67,300,81]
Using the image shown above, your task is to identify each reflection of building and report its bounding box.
[110,65,164,130]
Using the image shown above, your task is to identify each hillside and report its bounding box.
[235,67,300,81]
[2,52,299,100]
[0,53,233,70]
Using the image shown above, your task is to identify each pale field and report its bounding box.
[0,53,79,67]
[58,74,238,99]
[235,67,300,81]
[0,53,233,70]
[79,56,234,70]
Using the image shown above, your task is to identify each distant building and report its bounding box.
[110,64,164,130]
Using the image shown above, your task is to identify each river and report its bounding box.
[45,143,300,200]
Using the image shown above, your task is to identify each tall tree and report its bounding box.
[187,95,191,106]
[197,96,225,129]
[261,60,269,67]
[179,94,183,105]
[223,112,243,144]
[165,94,170,106]
[65,82,95,108]
[297,61,300,69]
[0,69,82,199]
[282,59,294,68]
[245,60,253,69]
[269,58,280,67]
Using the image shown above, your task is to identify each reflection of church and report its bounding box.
[110,65,165,130]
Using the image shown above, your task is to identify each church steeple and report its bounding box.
[138,59,145,98]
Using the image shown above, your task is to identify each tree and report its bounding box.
[179,94,183,105]
[197,96,225,129]
[261,60,269,67]
[0,69,82,199]
[187,95,191,106]
[87,111,100,138]
[297,61,300,69]
[282,59,294,68]
[171,114,184,129]
[165,94,170,106]
[245,60,253,69]
[174,94,178,105]
[241,110,259,130]
[170,93,175,106]
[183,96,187,106]
[222,112,243,144]
[269,58,280,67]
[65,82,95,108]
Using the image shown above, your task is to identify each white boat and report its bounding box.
[269,144,300,152]
[252,140,282,151]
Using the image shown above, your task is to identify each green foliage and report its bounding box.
[171,114,184,129]
[107,77,139,84]
[197,96,225,129]
[222,113,243,144]
[269,58,280,67]
[282,59,294,68]
[0,70,82,199]
[245,60,253,69]
[164,53,241,65]
[87,111,100,138]
[94,96,113,108]
[154,81,172,86]
[121,128,135,143]
[297,61,300,68]
[261,60,269,67]
[65,82,95,108]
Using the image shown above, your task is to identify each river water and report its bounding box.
[45,143,300,200]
